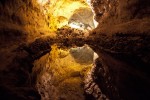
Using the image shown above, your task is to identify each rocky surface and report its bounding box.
[86,33,150,100]
[86,0,150,99]
[0,0,150,100]
[0,0,51,41]
[89,0,150,26]
[33,45,95,100]
[0,1,50,99]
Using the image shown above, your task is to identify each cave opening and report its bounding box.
[32,44,100,100]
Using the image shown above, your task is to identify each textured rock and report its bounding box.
[89,0,150,25]
[68,7,95,29]
[86,0,150,99]
[87,33,150,100]
[86,13,150,100]
[33,45,94,100]
[0,0,50,42]
[0,0,149,100]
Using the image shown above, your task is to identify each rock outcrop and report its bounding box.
[86,0,150,99]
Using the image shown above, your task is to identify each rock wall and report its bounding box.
[0,0,50,42]
[0,0,50,99]
[90,0,150,25]
[0,0,149,100]
[86,33,150,99]
[87,0,150,99]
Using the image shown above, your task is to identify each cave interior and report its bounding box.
[0,0,150,100]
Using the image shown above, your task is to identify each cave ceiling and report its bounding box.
[37,0,93,31]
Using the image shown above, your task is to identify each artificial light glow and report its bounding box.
[52,1,88,20]
[86,0,91,5]
[37,0,94,31]
[69,23,93,30]
[93,19,98,28]
[38,0,89,31]
[37,0,49,6]
[69,23,83,30]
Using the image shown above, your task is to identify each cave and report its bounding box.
[0,0,150,100]
[33,44,100,100]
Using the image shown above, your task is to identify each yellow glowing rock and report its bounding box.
[33,44,95,100]
[37,0,49,6]
[38,0,89,32]
[49,44,59,61]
